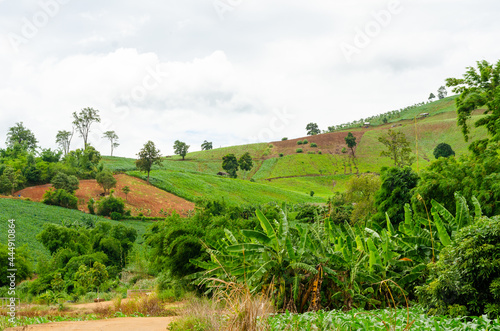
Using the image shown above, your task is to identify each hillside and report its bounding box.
[0,198,152,262]
[99,96,487,204]
[15,174,195,217]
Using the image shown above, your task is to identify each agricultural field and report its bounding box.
[127,169,323,206]
[267,307,500,330]
[0,198,152,262]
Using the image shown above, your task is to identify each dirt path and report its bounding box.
[5,316,177,331]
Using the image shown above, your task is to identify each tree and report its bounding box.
[74,262,108,294]
[6,122,38,151]
[437,86,447,100]
[378,129,415,168]
[306,122,321,135]
[372,167,419,226]
[102,131,119,156]
[122,186,130,201]
[428,93,436,102]
[345,174,382,223]
[433,142,455,159]
[51,173,79,194]
[344,132,357,156]
[201,140,213,151]
[418,217,500,318]
[96,171,117,195]
[72,107,101,148]
[222,154,239,178]
[56,130,74,156]
[446,59,500,143]
[135,141,162,183]
[238,152,253,174]
[0,167,25,195]
[173,140,189,160]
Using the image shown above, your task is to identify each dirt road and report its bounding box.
[6,316,177,331]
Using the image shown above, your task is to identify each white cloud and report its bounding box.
[0,0,499,157]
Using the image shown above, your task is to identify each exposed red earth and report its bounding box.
[14,174,195,217]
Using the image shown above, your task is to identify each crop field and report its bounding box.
[186,142,270,160]
[128,170,324,206]
[0,198,153,261]
[267,307,500,330]
[261,174,350,198]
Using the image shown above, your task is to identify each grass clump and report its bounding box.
[296,148,303,153]
[170,282,274,331]
[296,140,303,145]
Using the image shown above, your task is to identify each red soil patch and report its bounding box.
[268,130,367,157]
[14,174,195,217]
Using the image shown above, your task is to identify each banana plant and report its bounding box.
[192,208,319,310]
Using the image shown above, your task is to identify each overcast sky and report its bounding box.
[1,0,499,157]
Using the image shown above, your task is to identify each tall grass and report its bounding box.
[169,282,274,331]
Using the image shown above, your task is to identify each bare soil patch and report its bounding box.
[14,174,195,217]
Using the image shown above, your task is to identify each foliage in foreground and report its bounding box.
[267,307,500,331]
[417,216,500,318]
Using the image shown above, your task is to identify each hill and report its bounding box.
[99,96,487,204]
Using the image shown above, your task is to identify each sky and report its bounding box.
[1,0,499,157]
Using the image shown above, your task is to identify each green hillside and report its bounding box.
[0,198,152,262]
[100,96,487,205]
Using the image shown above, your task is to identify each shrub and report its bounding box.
[51,173,79,194]
[42,188,78,209]
[433,142,455,159]
[310,142,318,148]
[308,151,315,154]
[303,139,308,144]
[310,191,315,197]
[417,218,500,318]
[279,153,284,157]
[268,144,273,148]
[110,212,122,220]
[281,137,288,141]
[318,151,322,154]
[249,178,255,182]
[88,198,95,214]
[296,148,303,153]
[97,195,125,217]
[297,140,303,145]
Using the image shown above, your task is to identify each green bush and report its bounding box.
[303,139,308,145]
[282,137,288,141]
[297,140,303,145]
[417,217,500,318]
[310,191,315,197]
[310,142,318,148]
[88,198,95,214]
[279,153,284,157]
[296,148,303,153]
[318,151,322,154]
[308,151,315,154]
[110,212,122,220]
[97,195,125,217]
[42,188,78,209]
